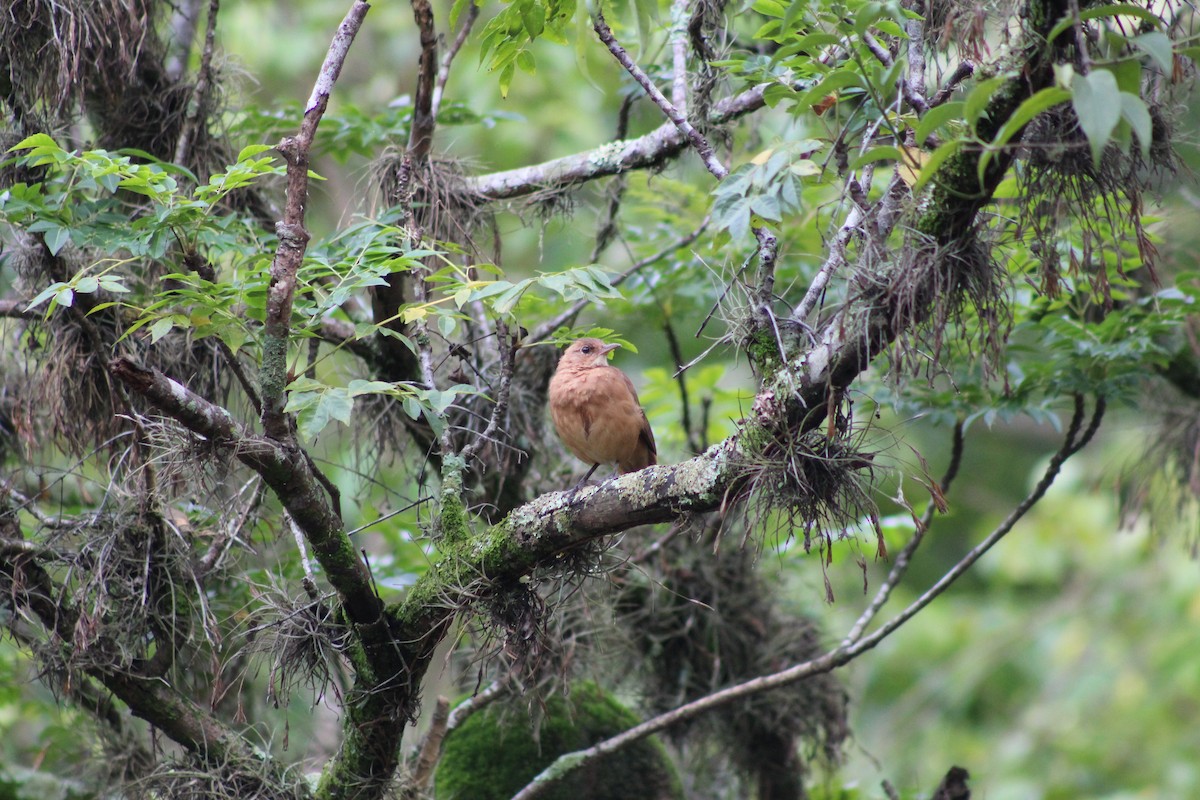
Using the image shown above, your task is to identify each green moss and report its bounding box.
[438,455,470,544]
[434,681,682,800]
[745,327,783,376]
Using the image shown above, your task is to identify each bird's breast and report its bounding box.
[549,366,643,466]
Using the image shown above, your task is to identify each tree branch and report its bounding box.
[261,1,371,440]
[108,357,382,628]
[431,2,479,119]
[462,83,770,200]
[509,396,1103,800]
[408,0,438,159]
[174,0,221,165]
[592,9,727,180]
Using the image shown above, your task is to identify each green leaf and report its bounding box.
[751,0,786,16]
[8,132,59,152]
[1119,92,1153,158]
[797,68,865,111]
[964,75,1011,128]
[519,0,544,38]
[98,276,131,293]
[914,101,964,146]
[236,144,275,162]
[75,276,100,294]
[450,0,475,28]
[1108,59,1142,94]
[849,145,905,170]
[874,19,905,38]
[346,379,396,397]
[516,49,537,75]
[286,386,354,440]
[1132,32,1173,74]
[149,317,176,343]
[26,282,68,312]
[498,62,515,99]
[42,224,71,256]
[911,139,963,192]
[1072,69,1121,166]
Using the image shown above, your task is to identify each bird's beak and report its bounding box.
[599,343,620,357]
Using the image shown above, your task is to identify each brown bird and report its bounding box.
[549,338,657,485]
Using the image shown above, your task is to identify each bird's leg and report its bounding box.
[567,463,601,504]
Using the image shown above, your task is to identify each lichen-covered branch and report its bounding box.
[509,395,1103,800]
[462,82,771,200]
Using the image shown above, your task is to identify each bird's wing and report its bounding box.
[620,371,657,457]
[638,408,657,457]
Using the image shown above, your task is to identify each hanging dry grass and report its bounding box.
[613,536,849,786]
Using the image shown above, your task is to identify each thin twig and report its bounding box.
[217,338,262,414]
[850,396,1102,650]
[174,0,221,165]
[287,514,319,599]
[590,94,638,262]
[432,2,480,119]
[461,322,517,463]
[661,317,701,455]
[792,204,862,327]
[345,496,432,537]
[446,678,508,730]
[405,697,450,798]
[404,679,511,799]
[198,477,264,577]
[530,218,710,341]
[593,9,728,180]
[841,419,964,645]
[1068,0,1093,74]
[930,60,975,107]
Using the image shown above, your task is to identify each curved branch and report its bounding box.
[510,395,1104,800]
[108,357,383,629]
[432,2,479,119]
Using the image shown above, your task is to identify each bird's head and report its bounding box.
[561,337,619,369]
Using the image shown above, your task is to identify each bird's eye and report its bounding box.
[580,345,592,354]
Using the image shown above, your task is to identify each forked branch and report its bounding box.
[260,0,371,440]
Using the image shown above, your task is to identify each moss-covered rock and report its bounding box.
[434,681,682,800]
